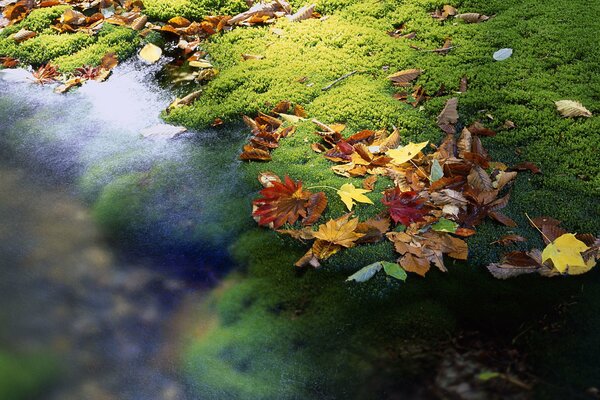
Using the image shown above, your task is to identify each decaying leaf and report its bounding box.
[382,188,427,226]
[346,261,407,283]
[555,100,592,118]
[455,13,489,23]
[387,68,422,87]
[437,97,458,134]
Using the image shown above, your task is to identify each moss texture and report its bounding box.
[141,0,248,21]
[180,0,600,398]
[0,9,139,72]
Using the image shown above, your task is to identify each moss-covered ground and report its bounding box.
[0,6,139,71]
[164,0,600,398]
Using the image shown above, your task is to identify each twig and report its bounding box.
[321,70,357,91]
[525,213,552,243]
[416,45,460,53]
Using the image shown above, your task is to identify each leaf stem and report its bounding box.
[307,185,339,192]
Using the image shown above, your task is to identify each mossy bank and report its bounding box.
[173,0,599,398]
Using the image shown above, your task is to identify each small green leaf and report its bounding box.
[346,262,383,282]
[381,261,407,281]
[394,224,406,232]
[432,218,458,233]
[430,159,444,182]
[477,371,501,381]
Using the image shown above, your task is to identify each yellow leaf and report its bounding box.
[278,113,305,124]
[336,183,373,211]
[139,43,162,64]
[189,60,213,68]
[541,233,594,275]
[386,141,429,165]
[313,214,364,248]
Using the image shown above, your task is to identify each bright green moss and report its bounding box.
[20,5,70,33]
[53,25,139,71]
[8,32,94,65]
[141,0,247,21]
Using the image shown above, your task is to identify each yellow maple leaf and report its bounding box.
[541,233,594,275]
[386,141,429,165]
[337,183,373,211]
[313,214,364,248]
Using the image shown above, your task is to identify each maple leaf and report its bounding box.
[386,141,428,165]
[382,187,428,226]
[337,183,373,211]
[313,214,364,247]
[31,64,59,85]
[542,233,594,275]
[252,175,325,228]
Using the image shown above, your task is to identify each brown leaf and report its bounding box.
[387,68,423,87]
[467,165,493,191]
[530,216,567,244]
[303,192,327,226]
[277,227,315,241]
[257,171,281,188]
[362,175,378,190]
[492,234,527,246]
[455,13,490,23]
[459,75,468,93]
[510,162,541,174]
[400,253,430,277]
[488,211,517,227]
[467,121,496,137]
[239,146,272,161]
[437,97,458,134]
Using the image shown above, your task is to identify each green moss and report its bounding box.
[20,5,70,33]
[181,0,600,398]
[6,32,94,65]
[53,25,140,71]
[141,0,247,21]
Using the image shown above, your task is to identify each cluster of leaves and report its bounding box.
[239,100,306,161]
[488,217,600,279]
[30,51,117,90]
[248,95,598,283]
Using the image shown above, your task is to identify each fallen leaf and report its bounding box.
[313,214,364,247]
[337,183,373,211]
[431,218,458,233]
[455,12,490,23]
[510,162,541,174]
[362,175,378,190]
[491,234,527,246]
[388,68,423,87]
[437,97,458,134]
[386,141,429,165]
[493,48,513,61]
[382,188,428,226]
[139,43,162,63]
[542,233,593,275]
[555,100,592,118]
[430,159,444,182]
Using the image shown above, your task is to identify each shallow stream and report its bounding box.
[0,61,248,399]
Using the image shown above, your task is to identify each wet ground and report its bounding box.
[0,163,202,400]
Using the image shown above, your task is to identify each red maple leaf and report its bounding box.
[252,175,326,228]
[382,187,428,226]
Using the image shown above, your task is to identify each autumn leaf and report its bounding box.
[430,159,444,182]
[313,214,363,246]
[542,233,594,275]
[386,141,428,165]
[455,13,490,23]
[437,98,458,134]
[387,68,423,87]
[382,188,428,226]
[336,183,373,211]
[555,100,592,118]
[252,175,326,228]
[139,43,162,64]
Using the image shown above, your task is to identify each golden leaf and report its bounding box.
[336,183,373,211]
[542,233,594,275]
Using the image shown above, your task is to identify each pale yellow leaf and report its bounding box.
[336,183,373,211]
[386,141,429,165]
[139,43,162,64]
